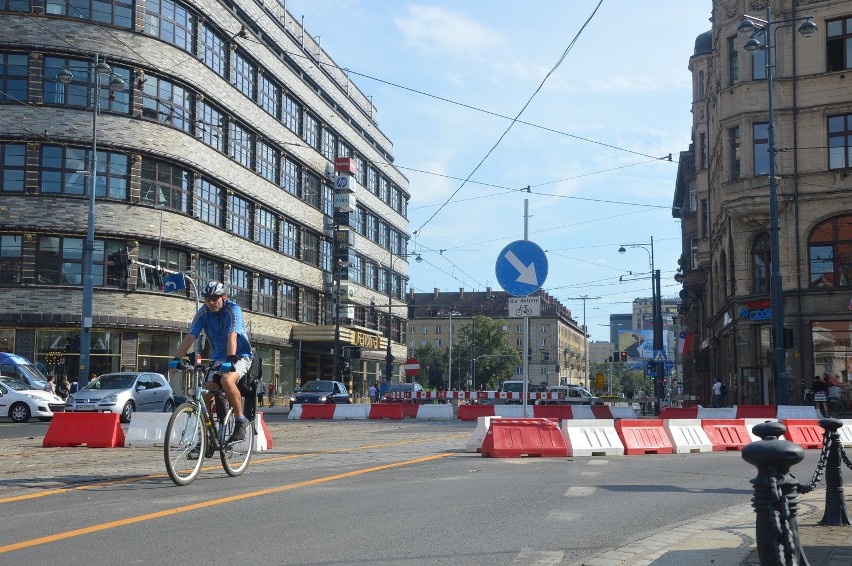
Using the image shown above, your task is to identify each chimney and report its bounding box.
[459,288,464,299]
[434,287,440,300]
[486,286,491,295]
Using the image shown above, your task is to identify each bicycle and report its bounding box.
[827,390,847,418]
[163,360,254,486]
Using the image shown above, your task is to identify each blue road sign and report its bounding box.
[162,273,186,293]
[495,240,548,297]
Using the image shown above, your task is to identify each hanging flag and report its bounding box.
[679,331,693,354]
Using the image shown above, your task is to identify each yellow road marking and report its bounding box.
[0,452,455,554]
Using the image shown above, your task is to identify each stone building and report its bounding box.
[0,0,410,395]
[673,0,852,405]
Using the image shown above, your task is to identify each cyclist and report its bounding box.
[169,281,253,444]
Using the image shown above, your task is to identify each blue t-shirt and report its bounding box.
[188,299,252,361]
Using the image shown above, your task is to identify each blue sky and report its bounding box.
[285,1,712,342]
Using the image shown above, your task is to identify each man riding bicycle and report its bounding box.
[169,281,253,444]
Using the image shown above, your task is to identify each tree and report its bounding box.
[589,360,650,397]
[411,343,446,388]
[453,315,520,390]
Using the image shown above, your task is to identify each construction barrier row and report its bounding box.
[287,403,454,420]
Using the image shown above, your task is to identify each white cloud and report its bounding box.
[394,5,503,55]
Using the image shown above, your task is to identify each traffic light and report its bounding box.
[620,351,628,362]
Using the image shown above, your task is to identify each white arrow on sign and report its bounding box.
[504,250,538,285]
[164,280,178,292]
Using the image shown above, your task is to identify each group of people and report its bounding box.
[367,381,389,403]
[811,373,842,416]
[256,379,278,407]
[43,374,75,400]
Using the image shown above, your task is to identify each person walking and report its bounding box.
[57,376,70,401]
[812,374,828,416]
[43,375,56,395]
[712,378,726,408]
[257,379,265,407]
[637,388,647,416]
[267,380,276,407]
[368,383,377,403]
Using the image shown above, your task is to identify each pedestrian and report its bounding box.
[57,375,70,401]
[267,380,276,407]
[368,383,377,403]
[712,378,726,408]
[379,379,390,401]
[43,375,56,394]
[257,379,265,407]
[637,388,647,416]
[812,374,828,416]
[69,377,78,394]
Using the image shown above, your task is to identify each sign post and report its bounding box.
[403,357,420,383]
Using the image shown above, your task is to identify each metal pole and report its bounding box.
[523,314,530,417]
[653,269,664,414]
[448,311,453,392]
[385,250,394,383]
[333,258,341,382]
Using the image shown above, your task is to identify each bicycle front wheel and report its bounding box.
[164,402,206,486]
[219,408,253,477]
[827,397,844,418]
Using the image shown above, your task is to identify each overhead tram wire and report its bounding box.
[413,0,605,237]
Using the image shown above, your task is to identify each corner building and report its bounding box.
[0,0,411,395]
[673,0,852,405]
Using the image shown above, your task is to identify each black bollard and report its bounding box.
[818,418,850,526]
[742,421,810,566]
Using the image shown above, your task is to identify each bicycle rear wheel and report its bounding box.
[219,408,253,477]
[164,402,206,486]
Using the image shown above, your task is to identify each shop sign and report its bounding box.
[351,331,380,349]
[738,299,772,321]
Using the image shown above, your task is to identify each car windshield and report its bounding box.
[386,384,413,393]
[302,381,333,393]
[501,382,525,392]
[86,374,137,390]
[572,387,592,396]
[18,364,48,387]
[0,378,31,391]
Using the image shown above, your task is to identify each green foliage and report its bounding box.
[453,315,520,390]
[588,361,651,397]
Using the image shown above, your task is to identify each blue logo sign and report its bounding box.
[162,273,186,293]
[495,240,548,297]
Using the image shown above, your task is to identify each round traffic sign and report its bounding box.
[403,357,420,376]
[495,239,548,297]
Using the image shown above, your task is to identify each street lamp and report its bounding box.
[738,8,816,406]
[565,295,598,390]
[58,54,125,387]
[619,237,663,414]
[384,250,422,385]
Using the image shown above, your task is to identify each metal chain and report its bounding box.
[768,471,798,565]
[796,431,830,493]
[840,443,852,471]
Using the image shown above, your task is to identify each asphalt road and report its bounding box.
[0,416,827,565]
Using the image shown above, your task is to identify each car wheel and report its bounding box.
[10,402,31,423]
[120,401,134,423]
[163,399,175,413]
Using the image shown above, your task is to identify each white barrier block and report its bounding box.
[743,418,779,442]
[464,416,503,453]
[697,407,737,419]
[332,404,368,420]
[838,420,852,447]
[609,406,637,419]
[776,405,822,420]
[560,419,624,456]
[253,411,270,452]
[494,405,524,418]
[415,404,453,420]
[663,418,713,454]
[288,404,302,419]
[124,412,172,447]
[570,405,596,420]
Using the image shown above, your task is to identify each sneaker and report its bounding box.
[188,442,202,460]
[228,419,247,444]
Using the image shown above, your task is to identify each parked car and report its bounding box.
[383,382,424,403]
[0,377,65,423]
[0,352,49,390]
[289,380,350,410]
[499,380,533,405]
[540,385,603,406]
[65,372,175,423]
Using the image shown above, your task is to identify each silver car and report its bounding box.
[65,372,175,423]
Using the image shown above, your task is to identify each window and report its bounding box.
[281,156,300,196]
[302,290,318,324]
[229,121,253,169]
[35,236,105,286]
[194,178,222,227]
[827,17,852,72]
[828,113,852,170]
[196,101,224,152]
[355,156,366,187]
[256,141,278,183]
[690,237,698,270]
[280,282,298,319]
[687,179,696,213]
[46,0,132,27]
[228,267,251,308]
[378,222,388,249]
[435,325,442,334]
[227,193,252,239]
[699,132,707,169]
[283,94,301,135]
[0,234,22,284]
[321,127,335,161]
[379,176,390,203]
[729,126,740,180]
[141,75,192,132]
[321,239,332,273]
[752,233,770,293]
[2,1,30,11]
[0,143,25,192]
[516,338,523,347]
[753,123,769,175]
[728,36,739,86]
[145,0,195,53]
[140,159,190,212]
[256,208,277,249]
[137,243,188,290]
[0,53,28,103]
[281,219,299,257]
[303,171,320,208]
[809,215,852,287]
[258,73,279,118]
[322,183,333,217]
[43,56,130,114]
[302,112,319,149]
[256,275,275,315]
[366,166,377,195]
[196,257,223,287]
[752,30,766,80]
[303,230,320,267]
[40,145,128,199]
[696,70,705,101]
[231,51,255,100]
[200,23,227,78]
[435,339,442,348]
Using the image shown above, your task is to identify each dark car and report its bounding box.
[383,382,424,403]
[289,380,350,410]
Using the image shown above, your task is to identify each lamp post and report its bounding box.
[738,9,816,406]
[384,250,421,385]
[619,237,663,414]
[566,296,598,390]
[58,55,125,387]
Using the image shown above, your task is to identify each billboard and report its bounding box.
[617,330,669,369]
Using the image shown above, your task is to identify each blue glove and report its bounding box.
[220,362,234,373]
[167,358,182,370]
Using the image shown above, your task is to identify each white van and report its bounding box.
[0,352,49,389]
[541,385,602,406]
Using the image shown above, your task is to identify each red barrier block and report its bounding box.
[401,404,420,418]
[783,419,824,449]
[457,404,495,421]
[481,418,568,458]
[614,419,674,455]
[533,405,573,420]
[257,411,273,449]
[590,405,613,419]
[299,404,336,419]
[659,407,698,419]
[701,419,750,451]
[736,405,776,419]
[368,403,403,420]
[43,412,125,448]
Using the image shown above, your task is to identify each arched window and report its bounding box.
[752,233,770,293]
[809,215,852,287]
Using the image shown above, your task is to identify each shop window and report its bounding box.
[0,234,22,284]
[752,233,770,293]
[809,215,852,287]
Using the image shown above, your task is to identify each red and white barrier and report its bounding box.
[254,411,273,451]
[124,412,171,448]
[701,419,751,451]
[465,416,502,453]
[561,419,624,456]
[664,419,713,453]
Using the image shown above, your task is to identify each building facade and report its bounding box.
[407,288,587,388]
[673,0,852,405]
[0,0,410,396]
